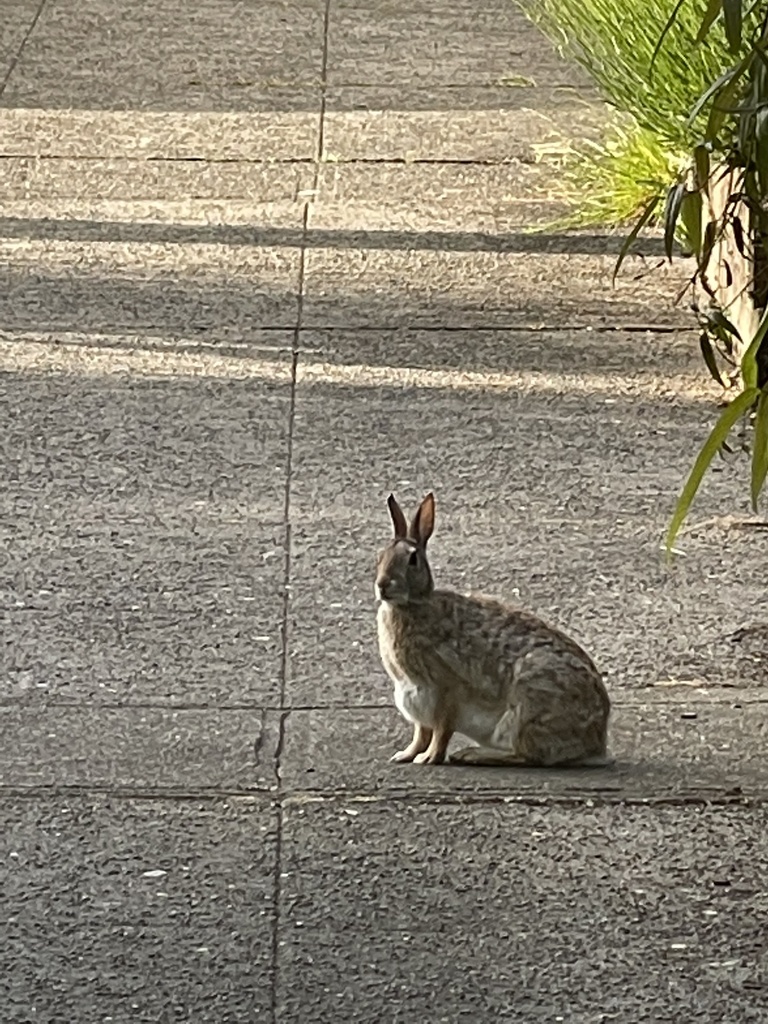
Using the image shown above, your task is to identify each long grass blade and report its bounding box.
[650,0,690,76]
[751,388,768,509]
[665,386,760,555]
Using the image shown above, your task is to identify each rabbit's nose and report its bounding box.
[375,576,391,597]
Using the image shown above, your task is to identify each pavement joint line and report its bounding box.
[0,323,691,335]
[0,785,764,808]
[0,0,47,98]
[268,793,284,1024]
[0,155,548,167]
[297,324,690,334]
[2,695,766,711]
[0,154,320,165]
[315,0,332,170]
[268,108,316,1019]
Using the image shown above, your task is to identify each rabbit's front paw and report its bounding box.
[390,748,418,763]
[413,749,446,765]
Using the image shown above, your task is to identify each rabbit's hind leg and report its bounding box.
[449,706,528,765]
[449,745,529,766]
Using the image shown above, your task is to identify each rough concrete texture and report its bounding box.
[1,1,768,1022]
[1,0,327,111]
[2,796,277,1022]
[278,801,768,1023]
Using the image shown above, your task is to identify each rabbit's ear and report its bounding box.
[387,493,408,539]
[409,492,435,547]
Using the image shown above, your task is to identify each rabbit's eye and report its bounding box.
[408,550,418,566]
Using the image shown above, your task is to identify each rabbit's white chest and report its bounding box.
[392,676,439,724]
[377,604,439,725]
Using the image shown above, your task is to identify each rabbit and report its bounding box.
[375,492,612,767]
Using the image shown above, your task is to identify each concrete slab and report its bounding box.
[277,798,768,1022]
[298,323,700,376]
[0,107,320,160]
[286,323,767,703]
[322,0,604,160]
[279,696,768,799]
[0,230,303,331]
[0,208,309,247]
[0,2,38,90]
[1,0,325,112]
[1,359,291,704]
[322,96,605,162]
[328,0,596,91]
[0,705,277,790]
[2,795,276,1022]
[0,352,292,519]
[311,160,572,232]
[301,246,691,330]
[289,342,733,521]
[328,82,599,113]
[0,156,312,202]
[5,604,284,706]
[3,530,285,706]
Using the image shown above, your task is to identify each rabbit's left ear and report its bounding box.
[387,493,408,539]
[409,493,435,547]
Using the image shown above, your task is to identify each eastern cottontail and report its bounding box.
[375,493,612,767]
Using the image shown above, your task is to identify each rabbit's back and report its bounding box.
[409,589,599,685]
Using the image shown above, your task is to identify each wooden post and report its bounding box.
[699,165,761,364]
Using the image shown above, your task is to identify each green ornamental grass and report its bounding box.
[519,0,760,226]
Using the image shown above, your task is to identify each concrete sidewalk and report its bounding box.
[2,1,768,1021]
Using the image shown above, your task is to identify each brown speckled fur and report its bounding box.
[375,494,612,768]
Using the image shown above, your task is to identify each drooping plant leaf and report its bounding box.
[706,57,751,137]
[693,143,711,189]
[707,307,743,342]
[666,386,761,555]
[723,0,744,53]
[732,214,747,255]
[680,189,704,253]
[688,59,748,127]
[751,388,768,509]
[699,219,719,278]
[700,332,726,384]
[741,305,768,388]
[664,181,687,259]
[754,106,768,194]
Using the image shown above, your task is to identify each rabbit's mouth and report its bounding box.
[375,580,406,604]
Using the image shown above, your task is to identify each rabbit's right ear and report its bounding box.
[409,492,435,547]
[387,493,408,539]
